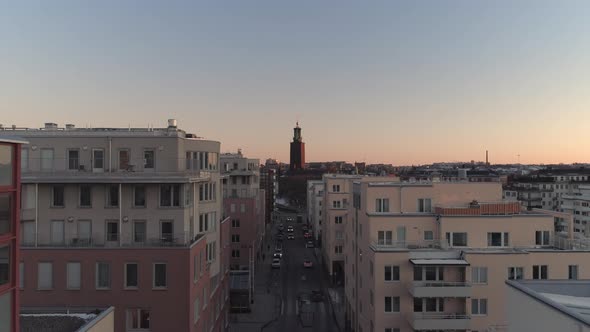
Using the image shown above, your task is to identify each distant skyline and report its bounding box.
[2,1,590,164]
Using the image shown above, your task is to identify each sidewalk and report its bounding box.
[230,244,281,332]
[315,247,345,332]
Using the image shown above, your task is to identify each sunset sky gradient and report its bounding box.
[2,1,590,164]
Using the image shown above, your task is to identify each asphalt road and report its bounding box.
[265,216,334,332]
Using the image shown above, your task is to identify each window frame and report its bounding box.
[153,262,167,289]
[96,262,111,290]
[66,262,81,290]
[384,265,400,282]
[125,262,139,289]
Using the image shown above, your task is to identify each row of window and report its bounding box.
[229,203,248,213]
[380,296,488,315]
[44,184,203,209]
[185,151,219,171]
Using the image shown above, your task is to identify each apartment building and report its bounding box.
[345,178,590,332]
[562,184,590,235]
[260,166,278,225]
[0,121,230,332]
[220,151,265,270]
[307,180,324,242]
[0,137,27,332]
[320,174,363,284]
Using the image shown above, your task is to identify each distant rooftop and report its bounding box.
[20,306,114,332]
[506,280,590,327]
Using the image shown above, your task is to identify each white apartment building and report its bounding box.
[562,184,590,235]
[307,180,324,242]
[345,177,590,332]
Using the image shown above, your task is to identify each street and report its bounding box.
[265,213,336,332]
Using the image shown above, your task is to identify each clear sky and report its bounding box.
[2,1,590,165]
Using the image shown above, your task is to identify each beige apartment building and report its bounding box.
[307,180,324,242]
[345,178,590,332]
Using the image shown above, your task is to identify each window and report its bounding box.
[160,221,173,242]
[96,262,111,289]
[230,204,236,213]
[487,232,509,247]
[569,265,579,280]
[384,266,400,281]
[471,299,488,315]
[106,184,119,207]
[66,262,81,290]
[240,203,246,213]
[418,198,432,212]
[194,297,200,323]
[535,231,550,246]
[232,249,240,258]
[384,296,400,313]
[446,232,468,247]
[414,298,444,313]
[127,308,150,330]
[143,150,155,170]
[160,184,180,207]
[472,267,488,284]
[335,245,343,254]
[378,231,393,245]
[119,149,130,170]
[507,266,524,280]
[50,220,65,245]
[376,198,390,212]
[333,200,342,208]
[533,265,548,280]
[40,148,54,171]
[0,246,8,286]
[134,186,146,207]
[67,149,80,170]
[19,262,24,289]
[335,231,343,240]
[185,184,193,206]
[134,221,146,243]
[106,221,119,242]
[125,263,139,289]
[232,219,240,227]
[335,216,343,224]
[414,266,444,281]
[424,230,434,241]
[153,263,167,288]
[79,185,92,207]
[332,184,340,192]
[21,148,29,171]
[232,234,240,243]
[51,185,65,207]
[38,262,53,290]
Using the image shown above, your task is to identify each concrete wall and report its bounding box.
[83,307,115,332]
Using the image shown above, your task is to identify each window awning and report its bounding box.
[409,259,470,266]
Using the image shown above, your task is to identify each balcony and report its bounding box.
[370,240,445,251]
[408,281,472,298]
[21,231,204,249]
[408,312,470,330]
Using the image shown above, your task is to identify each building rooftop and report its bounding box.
[0,136,29,144]
[20,306,114,332]
[506,280,590,327]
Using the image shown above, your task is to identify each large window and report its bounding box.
[384,296,400,313]
[38,262,53,290]
[417,198,432,212]
[67,149,80,170]
[414,298,444,313]
[134,221,146,243]
[414,266,444,281]
[332,184,340,192]
[21,147,28,171]
[40,148,54,171]
[51,185,65,207]
[106,185,119,207]
[125,263,139,289]
[160,221,173,241]
[153,263,167,288]
[0,194,11,235]
[472,267,488,284]
[376,198,390,212]
[384,266,400,282]
[160,184,180,207]
[50,220,65,245]
[487,232,509,247]
[134,186,146,207]
[231,219,240,228]
[127,309,150,330]
[471,298,488,315]
[96,262,111,289]
[118,149,130,170]
[569,265,579,280]
[445,232,467,247]
[0,145,13,185]
[143,150,155,170]
[0,245,9,286]
[335,216,343,224]
[533,265,548,280]
[378,231,393,245]
[66,262,81,290]
[508,267,524,280]
[232,234,240,243]
[535,231,550,246]
[106,221,119,242]
[79,185,92,207]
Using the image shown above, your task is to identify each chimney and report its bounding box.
[167,119,177,129]
[486,150,489,165]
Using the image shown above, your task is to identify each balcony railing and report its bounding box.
[412,312,470,320]
[371,240,444,250]
[408,281,472,298]
[408,312,471,331]
[21,231,203,248]
[412,281,470,288]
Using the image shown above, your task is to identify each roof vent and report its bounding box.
[65,124,75,130]
[167,119,177,129]
[44,123,58,130]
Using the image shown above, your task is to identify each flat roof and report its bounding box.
[506,280,590,327]
[0,136,28,144]
[409,258,469,266]
[20,306,114,332]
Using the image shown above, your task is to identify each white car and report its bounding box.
[271,258,281,269]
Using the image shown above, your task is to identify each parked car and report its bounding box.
[306,240,314,248]
[273,252,282,259]
[304,232,312,239]
[287,226,294,233]
[271,258,281,269]
[303,259,313,268]
[288,234,295,240]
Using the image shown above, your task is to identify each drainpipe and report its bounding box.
[400,185,403,214]
[35,183,38,247]
[119,183,122,246]
[108,137,112,172]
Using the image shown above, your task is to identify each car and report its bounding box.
[304,232,312,239]
[286,217,293,222]
[271,258,281,269]
[287,234,295,240]
[306,240,314,248]
[287,226,294,233]
[275,246,282,253]
[273,252,282,259]
[303,259,313,268]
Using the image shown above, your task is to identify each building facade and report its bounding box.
[345,178,590,332]
[307,180,324,243]
[562,184,590,235]
[289,123,305,171]
[0,121,230,332]
[0,137,26,332]
[260,166,278,225]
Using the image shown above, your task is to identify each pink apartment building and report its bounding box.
[343,178,590,332]
[1,121,231,332]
